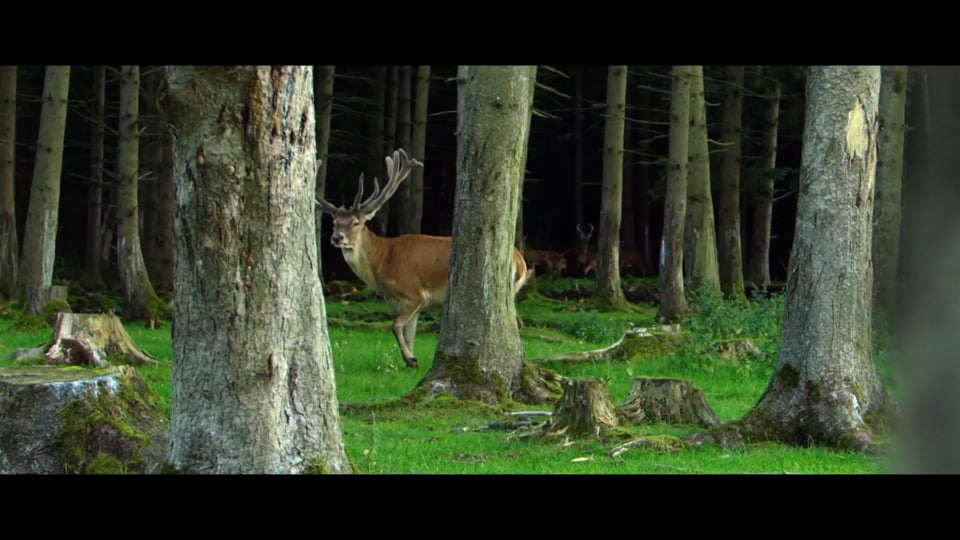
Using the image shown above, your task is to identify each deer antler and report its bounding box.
[577,222,594,239]
[356,149,423,215]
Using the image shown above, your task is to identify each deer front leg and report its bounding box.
[392,299,425,368]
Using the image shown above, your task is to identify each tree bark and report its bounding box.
[746,84,781,287]
[717,65,746,299]
[539,378,619,439]
[392,66,412,235]
[683,65,720,294]
[367,66,388,235]
[19,66,70,313]
[162,66,350,474]
[617,377,720,427]
[659,66,691,322]
[44,312,157,367]
[314,65,335,279]
[418,66,533,404]
[872,66,906,308]
[117,66,160,321]
[595,65,629,310]
[0,66,17,298]
[140,66,175,291]
[728,66,890,451]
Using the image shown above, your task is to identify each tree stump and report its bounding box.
[26,285,68,316]
[539,377,619,438]
[0,365,168,474]
[617,377,720,427]
[44,312,156,367]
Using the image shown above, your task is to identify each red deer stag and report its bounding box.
[561,223,597,277]
[317,149,531,369]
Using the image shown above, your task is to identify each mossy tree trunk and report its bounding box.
[659,66,691,322]
[162,66,351,474]
[418,66,533,404]
[746,84,781,288]
[897,66,960,473]
[731,66,890,451]
[683,65,720,294]
[0,66,17,299]
[314,65,335,279]
[595,65,628,310]
[19,66,70,313]
[85,66,106,282]
[717,65,746,299]
[872,65,906,309]
[398,65,430,235]
[116,66,160,321]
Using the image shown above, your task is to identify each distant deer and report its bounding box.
[524,248,568,278]
[561,223,597,277]
[317,149,531,369]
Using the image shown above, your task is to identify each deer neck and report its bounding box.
[342,226,386,291]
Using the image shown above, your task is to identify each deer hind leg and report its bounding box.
[392,298,425,369]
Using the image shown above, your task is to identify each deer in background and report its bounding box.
[524,247,568,278]
[317,149,531,369]
[561,223,597,277]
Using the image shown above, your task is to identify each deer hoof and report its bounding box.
[404,357,419,369]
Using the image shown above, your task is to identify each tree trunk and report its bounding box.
[140,66,174,291]
[117,66,160,321]
[367,66,387,235]
[872,66,906,308]
[84,66,105,283]
[0,66,17,298]
[621,106,637,252]
[139,68,160,272]
[418,66,533,404]
[25,283,67,317]
[19,66,70,313]
[44,312,157,367]
[539,378,619,439]
[635,81,653,276]
[717,65,746,299]
[595,65,628,310]
[162,66,350,474]
[896,66,960,473]
[382,66,399,233]
[398,65,429,235]
[683,65,720,294]
[659,66,691,322]
[746,85,781,287]
[314,65,335,279]
[392,66,412,235]
[728,66,890,451]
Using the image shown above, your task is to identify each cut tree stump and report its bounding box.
[538,377,619,439]
[26,285,68,316]
[617,377,720,427]
[43,312,156,367]
[0,365,168,474]
[532,325,683,364]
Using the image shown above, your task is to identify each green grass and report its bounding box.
[0,281,894,474]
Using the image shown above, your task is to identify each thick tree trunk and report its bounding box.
[117,66,160,321]
[163,66,350,474]
[0,66,17,298]
[683,65,720,293]
[595,65,628,310]
[392,66,412,235]
[25,284,67,317]
[729,66,889,452]
[19,66,70,313]
[659,66,691,322]
[314,65,335,279]
[897,66,960,473]
[84,66,106,282]
[746,85,781,287]
[418,66,533,404]
[398,65,429,235]
[717,65,746,299]
[872,66,906,308]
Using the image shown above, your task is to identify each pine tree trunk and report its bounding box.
[116,66,159,320]
[398,65,429,235]
[683,65,720,293]
[872,66,906,308]
[746,85,781,287]
[733,66,889,451]
[162,66,350,474]
[717,66,746,299]
[314,65,335,279]
[621,110,637,251]
[367,66,387,235]
[659,66,691,322]
[85,66,105,282]
[393,66,413,234]
[382,67,399,231]
[635,82,653,276]
[0,66,17,298]
[140,66,174,291]
[19,66,70,312]
[419,66,533,403]
[595,65,628,310]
